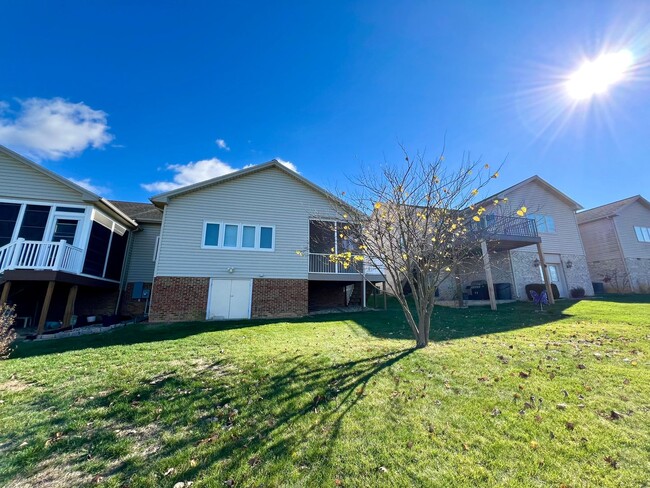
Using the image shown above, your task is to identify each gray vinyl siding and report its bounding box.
[498,180,585,255]
[0,152,86,203]
[613,201,650,259]
[126,222,160,282]
[155,167,340,279]
[578,218,622,262]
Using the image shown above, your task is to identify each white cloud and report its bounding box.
[215,138,230,150]
[275,158,299,173]
[142,156,300,194]
[0,97,113,160]
[68,177,110,196]
[142,157,238,193]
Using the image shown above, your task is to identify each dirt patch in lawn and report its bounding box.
[0,378,34,393]
[9,454,94,488]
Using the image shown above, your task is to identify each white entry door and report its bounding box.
[540,264,566,297]
[208,279,252,320]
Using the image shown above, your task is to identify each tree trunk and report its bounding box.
[415,312,431,348]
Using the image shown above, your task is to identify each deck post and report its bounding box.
[536,242,555,305]
[0,281,11,305]
[63,285,78,327]
[37,281,56,335]
[383,281,387,310]
[362,278,366,308]
[480,240,497,311]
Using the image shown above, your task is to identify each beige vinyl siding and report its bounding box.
[613,201,650,258]
[578,218,622,262]
[126,223,160,282]
[155,167,340,279]
[498,180,585,255]
[0,152,86,203]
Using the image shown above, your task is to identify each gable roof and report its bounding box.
[576,195,650,224]
[149,159,359,215]
[0,144,137,228]
[110,200,163,223]
[477,175,583,211]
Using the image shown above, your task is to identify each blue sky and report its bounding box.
[1,1,649,208]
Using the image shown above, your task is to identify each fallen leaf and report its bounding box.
[519,371,530,379]
[610,410,624,420]
[530,440,539,449]
[557,403,567,410]
[577,364,586,370]
[406,441,414,449]
[378,466,388,473]
[164,467,176,477]
[604,456,619,469]
[566,422,575,430]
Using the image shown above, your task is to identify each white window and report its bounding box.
[635,226,650,242]
[223,224,238,247]
[204,223,220,247]
[528,214,556,233]
[242,225,256,248]
[202,222,274,251]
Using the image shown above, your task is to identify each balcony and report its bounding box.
[308,252,385,279]
[466,215,541,251]
[0,239,84,275]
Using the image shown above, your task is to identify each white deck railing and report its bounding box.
[308,253,385,276]
[0,239,84,275]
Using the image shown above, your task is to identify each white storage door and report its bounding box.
[208,279,252,320]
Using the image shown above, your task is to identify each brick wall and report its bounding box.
[76,287,120,316]
[252,278,308,318]
[149,276,210,322]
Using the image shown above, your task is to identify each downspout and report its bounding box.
[610,216,632,291]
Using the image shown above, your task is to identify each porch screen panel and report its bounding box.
[104,231,129,280]
[82,221,111,277]
[18,205,50,241]
[0,202,21,247]
[309,220,335,253]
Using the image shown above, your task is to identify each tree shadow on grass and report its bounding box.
[0,349,415,486]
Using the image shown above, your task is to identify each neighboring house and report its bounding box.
[148,160,384,322]
[0,145,139,333]
[577,195,650,292]
[437,175,594,303]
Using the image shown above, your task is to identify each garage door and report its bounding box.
[207,279,252,320]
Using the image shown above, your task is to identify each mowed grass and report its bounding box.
[1,296,649,487]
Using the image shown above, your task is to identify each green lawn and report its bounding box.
[1,296,649,487]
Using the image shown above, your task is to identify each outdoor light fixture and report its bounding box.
[227,267,235,274]
[533,258,540,267]
[565,260,573,269]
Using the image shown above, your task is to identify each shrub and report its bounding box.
[525,283,559,300]
[1,304,16,359]
[570,286,586,299]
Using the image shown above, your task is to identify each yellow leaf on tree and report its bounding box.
[473,216,480,222]
[374,202,382,210]
[516,210,524,217]
[471,189,479,196]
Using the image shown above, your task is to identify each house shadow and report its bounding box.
[1,348,415,486]
[9,298,582,359]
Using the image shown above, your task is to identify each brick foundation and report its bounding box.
[149,276,210,322]
[252,278,308,318]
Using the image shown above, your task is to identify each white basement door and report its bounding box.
[208,279,252,320]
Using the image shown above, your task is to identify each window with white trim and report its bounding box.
[527,214,556,233]
[634,226,650,242]
[202,222,274,251]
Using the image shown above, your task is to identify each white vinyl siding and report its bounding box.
[613,201,650,258]
[578,218,623,262]
[0,151,87,204]
[126,222,160,283]
[498,180,585,255]
[156,167,339,279]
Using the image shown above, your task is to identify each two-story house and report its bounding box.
[0,145,140,333]
[148,160,384,322]
[437,175,594,303]
[577,195,650,292]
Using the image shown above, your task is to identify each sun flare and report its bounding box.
[566,49,634,100]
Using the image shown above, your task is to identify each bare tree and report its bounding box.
[329,147,524,348]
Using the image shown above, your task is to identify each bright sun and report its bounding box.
[566,49,634,100]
